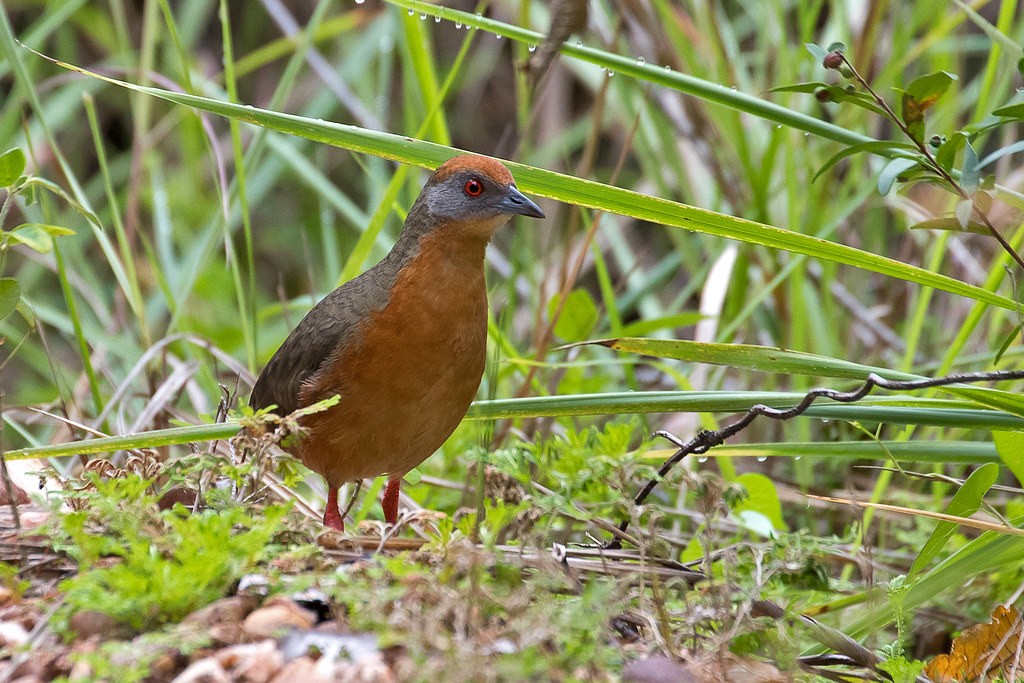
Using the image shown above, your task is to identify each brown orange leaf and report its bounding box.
[925,605,1024,682]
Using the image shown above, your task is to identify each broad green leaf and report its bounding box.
[733,472,787,533]
[905,71,957,109]
[0,277,21,320]
[994,431,1024,486]
[7,222,75,253]
[898,72,956,144]
[734,509,775,538]
[0,147,25,186]
[907,462,998,580]
[548,289,599,342]
[877,157,919,195]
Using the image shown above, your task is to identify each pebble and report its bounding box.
[171,658,231,683]
[242,599,317,639]
[214,640,284,683]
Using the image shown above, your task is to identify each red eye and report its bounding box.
[464,178,484,197]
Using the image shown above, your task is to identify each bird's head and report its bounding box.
[420,155,545,236]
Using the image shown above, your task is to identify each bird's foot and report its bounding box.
[382,478,401,525]
[323,486,346,531]
[322,507,346,531]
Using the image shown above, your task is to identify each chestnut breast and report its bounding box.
[296,227,490,487]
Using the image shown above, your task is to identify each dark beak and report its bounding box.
[501,185,546,219]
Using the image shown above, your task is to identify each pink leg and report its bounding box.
[382,478,401,525]
[323,485,345,531]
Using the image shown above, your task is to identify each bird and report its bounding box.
[250,155,545,531]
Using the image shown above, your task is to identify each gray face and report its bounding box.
[425,171,545,221]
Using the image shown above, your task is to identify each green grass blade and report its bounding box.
[28,59,1020,313]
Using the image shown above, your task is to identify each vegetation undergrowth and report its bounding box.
[3,1,1024,681]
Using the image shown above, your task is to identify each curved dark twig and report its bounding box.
[609,369,1024,549]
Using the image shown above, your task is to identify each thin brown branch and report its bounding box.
[609,368,1024,548]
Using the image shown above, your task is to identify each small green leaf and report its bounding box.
[813,142,920,183]
[0,148,25,187]
[899,91,926,144]
[909,216,987,235]
[935,132,967,171]
[769,81,831,94]
[993,102,1024,120]
[773,82,889,116]
[548,288,599,342]
[8,223,76,253]
[825,41,847,53]
[898,72,956,145]
[0,278,21,321]
[878,657,926,683]
[877,157,919,195]
[905,71,957,108]
[960,141,980,194]
[907,462,998,580]
[994,431,1024,487]
[805,43,828,63]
